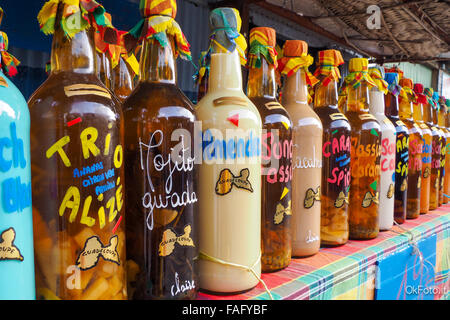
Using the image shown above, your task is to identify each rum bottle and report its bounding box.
[29,0,127,300]
[0,7,35,299]
[247,28,292,270]
[384,73,409,223]
[368,67,395,230]
[399,78,423,219]
[413,84,432,214]
[344,58,381,239]
[313,49,350,246]
[196,8,262,293]
[279,40,322,256]
[122,0,198,300]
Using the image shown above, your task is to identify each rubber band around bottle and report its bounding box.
[198,251,274,300]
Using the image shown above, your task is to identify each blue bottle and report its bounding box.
[0,9,35,299]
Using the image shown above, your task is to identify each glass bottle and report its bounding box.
[436,97,447,206]
[413,84,432,214]
[368,67,395,231]
[123,38,197,301]
[279,40,322,257]
[384,73,409,224]
[313,49,350,246]
[0,9,35,299]
[247,28,292,270]
[445,100,450,204]
[399,78,423,219]
[96,51,112,90]
[196,8,262,294]
[424,93,441,210]
[112,54,135,102]
[344,58,381,239]
[29,3,127,300]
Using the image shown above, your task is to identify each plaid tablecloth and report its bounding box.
[198,205,450,300]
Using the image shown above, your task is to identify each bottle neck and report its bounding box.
[423,102,432,124]
[438,109,446,127]
[346,82,370,112]
[51,26,96,75]
[314,77,339,110]
[247,58,276,99]
[384,92,399,119]
[281,69,309,105]
[139,37,176,84]
[369,88,385,116]
[113,56,134,101]
[432,107,439,125]
[398,96,413,120]
[208,45,243,92]
[96,51,112,88]
[412,102,424,123]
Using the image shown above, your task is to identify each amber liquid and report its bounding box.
[399,98,423,219]
[314,80,350,246]
[346,84,381,239]
[248,62,292,272]
[122,38,198,300]
[112,56,134,102]
[385,93,409,223]
[437,108,447,206]
[413,101,432,214]
[28,24,127,300]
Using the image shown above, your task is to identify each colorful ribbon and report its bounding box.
[193,50,210,85]
[125,0,191,61]
[313,49,344,86]
[208,7,247,66]
[248,27,278,69]
[0,7,20,80]
[278,40,318,86]
[368,66,388,94]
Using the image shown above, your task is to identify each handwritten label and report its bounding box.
[0,122,31,214]
[396,134,409,178]
[140,130,197,231]
[350,137,381,178]
[262,132,293,184]
[323,134,351,187]
[171,272,195,297]
[381,137,396,172]
[409,137,423,171]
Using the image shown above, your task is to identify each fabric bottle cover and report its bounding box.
[384,72,406,99]
[208,7,247,65]
[424,87,437,108]
[399,78,417,103]
[38,0,115,39]
[313,49,344,86]
[247,27,278,69]
[368,66,388,94]
[414,83,428,105]
[432,91,440,111]
[124,0,192,61]
[277,40,318,86]
[368,67,388,115]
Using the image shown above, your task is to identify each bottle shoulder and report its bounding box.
[28,72,122,122]
[345,110,381,131]
[195,90,262,128]
[123,82,196,121]
[0,75,29,123]
[314,106,351,130]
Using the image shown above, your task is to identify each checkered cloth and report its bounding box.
[198,206,450,300]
